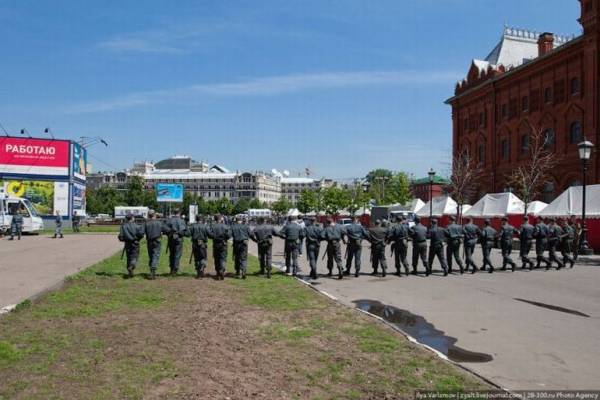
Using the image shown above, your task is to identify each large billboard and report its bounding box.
[72,143,88,181]
[1,179,70,216]
[156,183,184,202]
[0,137,70,177]
[72,182,86,215]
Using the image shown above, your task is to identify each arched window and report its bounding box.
[569,121,582,144]
[521,133,530,153]
[543,128,555,148]
[542,182,556,203]
[570,77,580,95]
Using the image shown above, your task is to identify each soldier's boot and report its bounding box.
[150,269,156,280]
[242,270,247,279]
[381,268,386,277]
[404,264,410,276]
[443,266,448,276]
[471,265,477,274]
[570,258,575,268]
[556,259,564,270]
[127,267,134,278]
[395,267,401,276]
[259,267,265,275]
[370,269,378,276]
[511,261,516,272]
[327,268,333,277]
[488,264,494,273]
[195,269,202,279]
[344,268,351,276]
[266,268,272,279]
[354,269,359,278]
[501,261,507,271]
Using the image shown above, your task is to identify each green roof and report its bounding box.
[411,175,449,185]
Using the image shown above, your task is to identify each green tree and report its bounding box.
[233,198,251,215]
[271,196,292,215]
[248,198,262,209]
[142,190,158,211]
[323,186,351,216]
[296,189,317,214]
[86,187,124,215]
[346,185,370,215]
[386,172,412,205]
[215,197,234,215]
[365,169,393,205]
[125,176,145,206]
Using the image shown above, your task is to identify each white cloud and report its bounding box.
[98,38,184,54]
[65,70,461,114]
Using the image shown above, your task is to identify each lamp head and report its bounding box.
[578,140,594,161]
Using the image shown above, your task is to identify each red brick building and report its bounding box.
[410,175,448,201]
[445,0,599,203]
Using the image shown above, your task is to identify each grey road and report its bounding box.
[0,234,121,311]
[250,237,600,391]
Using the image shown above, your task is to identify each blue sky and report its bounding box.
[0,0,581,181]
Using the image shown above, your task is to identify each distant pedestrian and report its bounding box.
[9,207,23,241]
[71,212,81,233]
[53,211,64,239]
[118,214,144,277]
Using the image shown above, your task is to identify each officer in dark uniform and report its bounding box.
[445,215,464,274]
[387,215,410,276]
[533,217,551,269]
[9,208,23,240]
[499,217,517,271]
[209,215,231,280]
[463,217,480,273]
[366,219,389,277]
[278,215,305,276]
[71,212,81,233]
[166,210,189,275]
[519,217,535,270]
[560,218,575,268]
[480,218,496,273]
[322,218,345,279]
[144,211,168,279]
[427,218,448,276]
[250,217,279,278]
[409,216,428,275]
[231,216,251,279]
[304,217,324,279]
[343,216,368,277]
[118,214,144,277]
[189,215,211,279]
[547,217,564,270]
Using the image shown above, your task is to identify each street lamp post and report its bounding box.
[428,168,436,221]
[577,139,594,255]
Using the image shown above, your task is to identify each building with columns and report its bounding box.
[445,0,599,203]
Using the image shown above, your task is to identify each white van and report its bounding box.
[0,192,45,234]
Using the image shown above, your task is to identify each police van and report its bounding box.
[0,188,45,234]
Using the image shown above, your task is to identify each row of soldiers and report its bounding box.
[118,210,579,280]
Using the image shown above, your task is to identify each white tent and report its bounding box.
[460,204,472,215]
[286,208,300,217]
[416,196,458,217]
[539,184,600,218]
[526,201,548,216]
[353,206,371,216]
[406,198,426,213]
[463,192,525,217]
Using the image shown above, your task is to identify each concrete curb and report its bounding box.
[271,261,504,391]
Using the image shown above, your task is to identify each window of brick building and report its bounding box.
[500,139,510,160]
[570,77,580,95]
[530,89,540,111]
[543,128,555,148]
[544,87,552,104]
[522,96,529,112]
[569,121,582,144]
[509,98,518,118]
[463,118,468,133]
[501,103,508,119]
[521,134,530,153]
[554,80,565,103]
[478,144,485,164]
[479,112,484,127]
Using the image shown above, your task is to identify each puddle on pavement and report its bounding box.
[353,299,493,363]
[514,298,590,318]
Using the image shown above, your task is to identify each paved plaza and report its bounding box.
[250,238,600,391]
[0,234,122,311]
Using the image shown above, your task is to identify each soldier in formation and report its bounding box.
[366,219,388,277]
[118,214,144,277]
[166,210,188,274]
[409,216,429,275]
[388,215,410,276]
[344,216,368,277]
[144,211,168,279]
[560,219,575,268]
[189,215,211,279]
[278,215,305,276]
[519,217,535,270]
[304,217,324,279]
[499,217,517,271]
[445,215,464,274]
[480,219,497,273]
[463,217,480,273]
[53,211,64,239]
[322,218,345,279]
[427,218,448,276]
[231,216,251,279]
[210,215,231,280]
[547,218,564,270]
[250,217,278,278]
